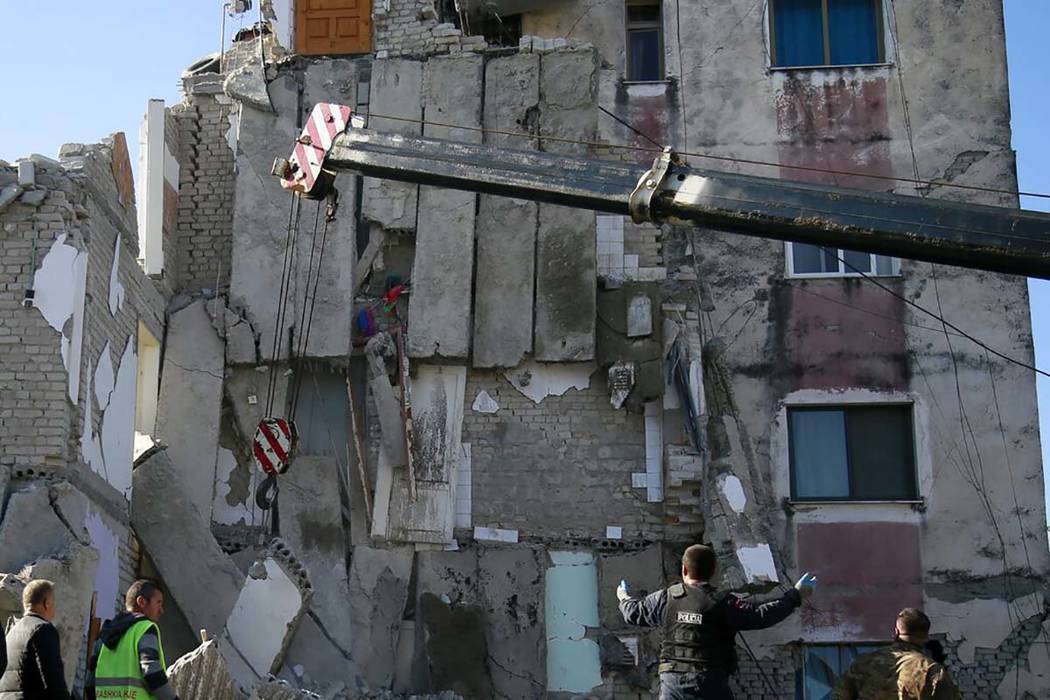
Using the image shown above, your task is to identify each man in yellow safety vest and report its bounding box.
[85,580,177,700]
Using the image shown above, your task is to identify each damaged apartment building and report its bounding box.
[2,0,1049,697]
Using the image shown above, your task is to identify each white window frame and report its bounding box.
[785,241,901,279]
[765,0,893,71]
[625,0,665,83]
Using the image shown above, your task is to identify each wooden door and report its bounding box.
[296,0,373,56]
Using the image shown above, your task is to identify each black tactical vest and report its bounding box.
[659,583,738,674]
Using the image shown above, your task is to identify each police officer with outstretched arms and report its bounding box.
[618,543,817,699]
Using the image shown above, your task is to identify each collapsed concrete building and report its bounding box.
[2,0,1049,697]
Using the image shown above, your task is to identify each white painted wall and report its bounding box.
[137,99,165,275]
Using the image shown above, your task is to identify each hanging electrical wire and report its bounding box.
[358,110,1050,201]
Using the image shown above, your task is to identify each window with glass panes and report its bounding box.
[787,242,900,277]
[626,1,663,81]
[788,405,917,501]
[798,644,884,699]
[771,0,885,68]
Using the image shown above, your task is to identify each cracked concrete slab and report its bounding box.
[132,448,243,635]
[416,546,546,698]
[225,556,310,680]
[0,481,90,572]
[277,456,353,654]
[156,299,224,517]
[348,545,413,690]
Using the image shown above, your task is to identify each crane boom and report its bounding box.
[273,103,1050,280]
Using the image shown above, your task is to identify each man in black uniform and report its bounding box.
[618,544,816,699]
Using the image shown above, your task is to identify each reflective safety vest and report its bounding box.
[93,620,166,700]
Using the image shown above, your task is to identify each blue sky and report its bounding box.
[0,1,1047,521]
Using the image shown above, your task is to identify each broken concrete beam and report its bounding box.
[155,299,224,517]
[539,48,599,156]
[365,333,407,466]
[0,480,90,572]
[277,456,353,654]
[168,639,246,700]
[224,554,311,681]
[224,63,273,112]
[362,60,423,231]
[470,52,541,368]
[348,545,413,690]
[132,447,243,635]
[534,204,596,361]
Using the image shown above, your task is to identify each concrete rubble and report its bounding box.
[0,2,1047,697]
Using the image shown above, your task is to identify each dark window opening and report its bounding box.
[788,405,917,501]
[474,12,522,48]
[771,0,884,68]
[626,1,664,81]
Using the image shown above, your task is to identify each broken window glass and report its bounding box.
[789,405,917,501]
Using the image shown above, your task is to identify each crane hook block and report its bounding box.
[273,103,361,199]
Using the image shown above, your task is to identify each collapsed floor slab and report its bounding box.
[132,447,244,635]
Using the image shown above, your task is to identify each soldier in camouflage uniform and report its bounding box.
[832,608,960,700]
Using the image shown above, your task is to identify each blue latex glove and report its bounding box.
[616,579,632,601]
[795,572,817,598]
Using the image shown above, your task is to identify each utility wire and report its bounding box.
[360,110,1050,200]
[823,250,1050,379]
[597,105,662,149]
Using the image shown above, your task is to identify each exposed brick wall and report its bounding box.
[462,370,664,542]
[0,165,78,468]
[170,87,235,294]
[373,0,486,58]
[0,139,166,485]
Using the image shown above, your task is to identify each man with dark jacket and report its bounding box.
[832,608,960,699]
[85,580,177,700]
[618,544,816,699]
[0,579,70,699]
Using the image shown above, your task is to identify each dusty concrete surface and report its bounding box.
[133,448,243,634]
[406,55,483,360]
[348,545,413,690]
[278,456,353,654]
[168,639,244,700]
[415,545,547,698]
[155,299,223,517]
[362,59,423,231]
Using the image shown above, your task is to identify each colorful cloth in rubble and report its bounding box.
[831,641,961,700]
